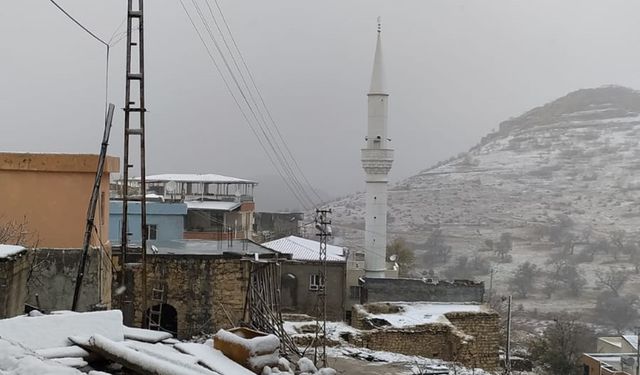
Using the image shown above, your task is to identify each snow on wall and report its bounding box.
[0,245,25,259]
[0,310,124,350]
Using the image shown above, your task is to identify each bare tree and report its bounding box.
[595,292,639,334]
[609,230,626,261]
[596,267,629,296]
[528,316,596,375]
[495,232,513,262]
[387,237,416,277]
[0,216,33,245]
[423,228,452,264]
[510,261,538,298]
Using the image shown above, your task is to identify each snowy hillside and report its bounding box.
[327,85,640,317]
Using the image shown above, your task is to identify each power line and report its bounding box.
[190,0,315,208]
[201,0,315,207]
[211,0,325,205]
[49,0,108,47]
[179,0,316,210]
[178,0,312,210]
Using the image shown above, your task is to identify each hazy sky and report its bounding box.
[3,1,640,201]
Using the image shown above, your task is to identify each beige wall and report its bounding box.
[0,153,119,249]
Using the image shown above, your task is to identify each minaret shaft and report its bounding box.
[361,29,393,278]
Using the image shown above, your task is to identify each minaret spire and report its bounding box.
[361,19,394,278]
[369,18,387,95]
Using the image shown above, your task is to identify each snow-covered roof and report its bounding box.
[0,244,26,259]
[185,200,241,212]
[144,174,257,185]
[261,236,346,262]
[362,302,486,328]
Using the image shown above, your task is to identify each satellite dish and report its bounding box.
[622,357,635,367]
[165,180,178,194]
[389,254,398,262]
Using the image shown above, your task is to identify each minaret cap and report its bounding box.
[369,17,387,94]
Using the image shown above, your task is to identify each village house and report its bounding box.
[253,211,303,242]
[581,352,635,375]
[262,235,348,320]
[134,174,257,241]
[109,200,188,243]
[0,152,119,312]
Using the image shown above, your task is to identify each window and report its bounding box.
[309,274,324,291]
[349,286,360,299]
[147,224,157,240]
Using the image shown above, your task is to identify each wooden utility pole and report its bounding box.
[72,103,115,311]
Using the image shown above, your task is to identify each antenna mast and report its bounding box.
[120,0,148,325]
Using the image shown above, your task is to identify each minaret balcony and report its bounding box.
[361,148,394,175]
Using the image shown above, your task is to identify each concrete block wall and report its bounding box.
[0,250,30,318]
[27,248,110,312]
[361,277,485,304]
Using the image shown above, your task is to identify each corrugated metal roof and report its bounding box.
[262,236,346,262]
[143,174,257,184]
[185,201,241,211]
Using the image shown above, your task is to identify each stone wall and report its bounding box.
[350,304,499,371]
[361,277,484,304]
[121,255,249,339]
[445,311,500,370]
[27,248,111,312]
[0,249,30,318]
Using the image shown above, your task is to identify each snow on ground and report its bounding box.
[283,320,359,342]
[327,346,492,375]
[363,302,484,328]
[0,338,83,375]
[0,310,124,350]
[0,244,25,258]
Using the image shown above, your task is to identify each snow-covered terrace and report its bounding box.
[356,302,488,328]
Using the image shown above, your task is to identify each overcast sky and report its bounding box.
[3,1,640,201]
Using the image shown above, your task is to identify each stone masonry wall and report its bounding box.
[0,250,30,318]
[124,255,249,339]
[445,311,500,370]
[350,304,499,371]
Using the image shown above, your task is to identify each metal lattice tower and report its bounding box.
[314,209,331,368]
[120,0,148,325]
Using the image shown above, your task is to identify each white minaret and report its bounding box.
[361,19,394,278]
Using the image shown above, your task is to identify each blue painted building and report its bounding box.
[109,200,187,243]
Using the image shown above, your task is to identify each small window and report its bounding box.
[349,286,360,299]
[147,224,157,240]
[309,274,325,291]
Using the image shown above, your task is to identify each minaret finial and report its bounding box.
[377,16,382,33]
